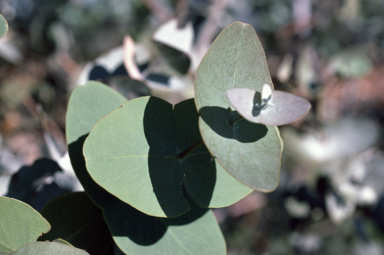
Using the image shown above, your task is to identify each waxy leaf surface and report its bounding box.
[195,21,282,191]
[0,197,50,253]
[66,82,226,254]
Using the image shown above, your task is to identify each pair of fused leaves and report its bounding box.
[0,196,88,255]
[66,82,226,255]
[82,94,253,218]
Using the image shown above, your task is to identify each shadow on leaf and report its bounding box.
[252,91,262,117]
[199,106,268,143]
[68,123,209,246]
[69,135,167,245]
[143,97,215,216]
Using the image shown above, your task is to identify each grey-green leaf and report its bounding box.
[0,197,50,253]
[5,242,89,255]
[107,191,226,255]
[66,81,127,146]
[66,82,226,254]
[195,21,282,191]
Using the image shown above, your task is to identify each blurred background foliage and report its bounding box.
[1,0,384,254]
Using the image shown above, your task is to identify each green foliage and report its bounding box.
[67,21,283,254]
[66,82,227,254]
[2,21,288,254]
[0,197,50,253]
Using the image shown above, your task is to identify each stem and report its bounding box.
[178,139,204,160]
[228,115,243,125]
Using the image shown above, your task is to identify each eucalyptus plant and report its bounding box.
[1,21,310,254]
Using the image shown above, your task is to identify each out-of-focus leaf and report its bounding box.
[328,47,372,78]
[153,18,193,55]
[108,77,150,100]
[0,77,36,109]
[282,118,380,164]
[151,19,193,74]
[276,54,294,83]
[295,46,317,95]
[0,40,23,64]
[77,47,128,85]
[0,14,8,39]
[155,43,191,74]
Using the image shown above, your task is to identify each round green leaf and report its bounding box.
[39,192,113,255]
[66,81,127,146]
[7,242,89,255]
[0,197,50,253]
[84,97,252,218]
[195,21,282,191]
[0,15,8,39]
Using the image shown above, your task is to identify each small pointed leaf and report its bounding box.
[226,87,311,126]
